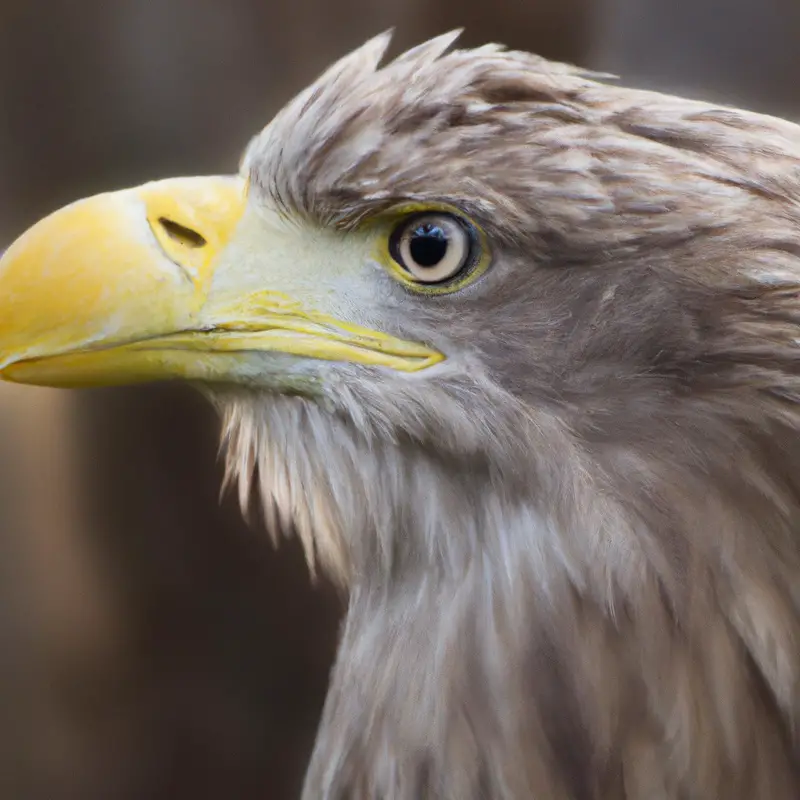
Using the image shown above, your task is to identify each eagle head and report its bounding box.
[1,31,799,799]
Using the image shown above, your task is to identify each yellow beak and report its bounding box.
[0,176,441,388]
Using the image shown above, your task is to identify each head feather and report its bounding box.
[226,33,800,799]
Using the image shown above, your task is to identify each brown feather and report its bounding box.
[223,31,800,798]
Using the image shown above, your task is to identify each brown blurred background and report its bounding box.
[0,1,799,798]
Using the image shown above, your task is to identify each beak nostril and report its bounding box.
[157,217,207,248]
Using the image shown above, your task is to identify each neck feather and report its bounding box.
[219,392,800,799]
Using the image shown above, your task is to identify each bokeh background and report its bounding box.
[1,1,799,798]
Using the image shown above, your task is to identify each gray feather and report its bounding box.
[224,31,800,799]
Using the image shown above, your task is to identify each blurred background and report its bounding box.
[1,1,799,798]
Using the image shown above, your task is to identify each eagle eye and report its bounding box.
[389,213,476,285]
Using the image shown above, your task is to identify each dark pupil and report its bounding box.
[409,223,449,268]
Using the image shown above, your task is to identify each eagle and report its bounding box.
[1,30,799,799]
